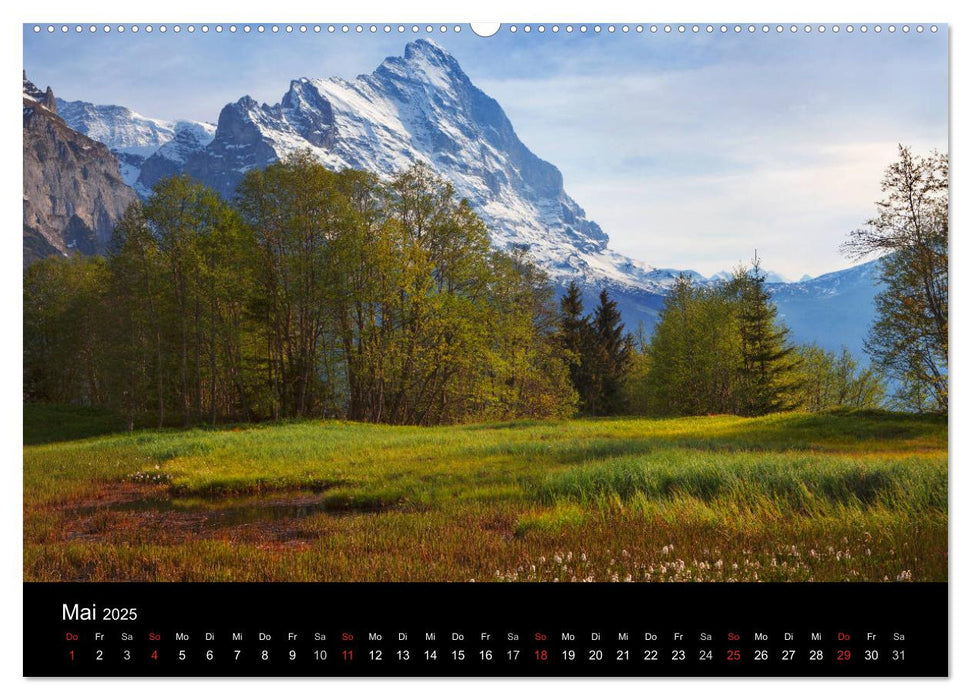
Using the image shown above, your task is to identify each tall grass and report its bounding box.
[532,450,945,515]
[23,407,947,582]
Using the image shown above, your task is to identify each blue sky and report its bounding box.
[23,25,948,278]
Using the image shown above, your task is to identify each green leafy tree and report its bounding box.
[108,202,166,428]
[638,275,742,416]
[623,322,653,415]
[237,154,344,418]
[23,255,110,406]
[632,259,801,418]
[24,157,579,427]
[791,344,886,412]
[842,146,948,412]
[486,249,577,420]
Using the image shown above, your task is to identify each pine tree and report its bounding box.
[732,256,799,416]
[589,289,632,415]
[558,281,593,407]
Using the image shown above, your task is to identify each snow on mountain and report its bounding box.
[56,99,175,156]
[23,72,55,112]
[768,258,883,357]
[134,122,218,195]
[180,39,684,293]
[708,268,789,283]
[40,42,882,358]
[769,259,881,299]
[763,270,790,284]
[56,98,215,194]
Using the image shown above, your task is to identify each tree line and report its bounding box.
[560,262,886,419]
[23,146,945,427]
[24,154,577,427]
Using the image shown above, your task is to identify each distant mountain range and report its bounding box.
[769,258,882,358]
[710,269,793,284]
[23,41,881,357]
[54,98,216,197]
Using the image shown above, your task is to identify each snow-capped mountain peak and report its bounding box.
[56,99,173,157]
[56,97,215,194]
[176,40,687,289]
[49,41,674,291]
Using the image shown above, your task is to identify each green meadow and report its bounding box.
[23,405,947,583]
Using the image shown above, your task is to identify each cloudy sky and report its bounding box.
[24,25,948,279]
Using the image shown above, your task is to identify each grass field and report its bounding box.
[23,405,947,582]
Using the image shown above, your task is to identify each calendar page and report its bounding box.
[22,21,948,677]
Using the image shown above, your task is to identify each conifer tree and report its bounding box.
[732,256,799,416]
[589,289,632,415]
[558,281,593,408]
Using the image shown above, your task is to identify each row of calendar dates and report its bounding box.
[61,633,909,665]
[65,646,907,664]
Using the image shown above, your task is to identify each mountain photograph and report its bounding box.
[23,26,947,584]
[23,73,137,263]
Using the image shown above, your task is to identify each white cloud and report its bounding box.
[478,49,947,278]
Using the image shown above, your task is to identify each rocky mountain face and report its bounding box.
[23,74,137,266]
[56,97,215,196]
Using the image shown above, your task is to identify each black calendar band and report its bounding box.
[24,582,947,677]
